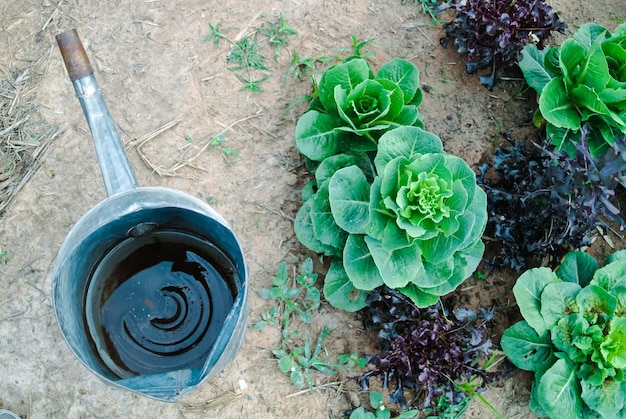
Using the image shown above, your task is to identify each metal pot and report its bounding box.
[51,29,249,402]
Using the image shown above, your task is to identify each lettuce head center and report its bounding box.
[351,96,379,120]
[345,81,391,124]
[396,171,452,221]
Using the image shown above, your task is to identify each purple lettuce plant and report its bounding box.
[359,288,495,415]
[438,0,567,89]
[478,126,626,271]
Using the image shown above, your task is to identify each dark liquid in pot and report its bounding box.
[86,230,238,378]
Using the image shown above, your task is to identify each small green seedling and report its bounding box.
[338,351,368,369]
[205,22,233,48]
[350,35,376,59]
[274,326,348,391]
[256,304,280,329]
[402,0,446,25]
[514,81,532,101]
[285,50,331,82]
[254,258,320,336]
[286,34,374,84]
[425,391,470,418]
[334,34,376,61]
[205,13,296,91]
[442,351,505,419]
[227,35,268,71]
[258,12,297,61]
[349,392,419,419]
[0,250,8,264]
[209,135,239,163]
[256,259,363,391]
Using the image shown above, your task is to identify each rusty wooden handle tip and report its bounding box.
[57,29,94,81]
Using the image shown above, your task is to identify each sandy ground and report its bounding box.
[0,0,624,417]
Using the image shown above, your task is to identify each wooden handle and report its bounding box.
[56,29,93,81]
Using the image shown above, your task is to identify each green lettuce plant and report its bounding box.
[295,58,424,162]
[294,126,487,310]
[501,250,626,418]
[519,22,626,157]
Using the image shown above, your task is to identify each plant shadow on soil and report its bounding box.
[0,0,624,418]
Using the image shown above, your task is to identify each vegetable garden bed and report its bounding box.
[0,0,624,418]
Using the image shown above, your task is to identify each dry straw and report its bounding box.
[0,47,62,214]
